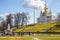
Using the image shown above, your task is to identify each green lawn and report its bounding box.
[0,22,60,40]
[0,34,60,40]
[13,22,57,32]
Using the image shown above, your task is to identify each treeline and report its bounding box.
[0,12,29,32]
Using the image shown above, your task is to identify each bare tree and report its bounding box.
[6,14,12,29]
[14,13,22,28]
[1,20,7,31]
[0,17,6,32]
[21,12,29,26]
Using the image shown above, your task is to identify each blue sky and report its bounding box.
[0,0,60,23]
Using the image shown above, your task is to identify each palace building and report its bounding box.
[37,4,52,23]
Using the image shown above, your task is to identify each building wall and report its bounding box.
[37,18,40,23]
[40,16,47,23]
[37,11,52,24]
[57,15,60,21]
[47,16,52,22]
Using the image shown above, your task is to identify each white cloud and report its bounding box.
[24,0,45,10]
[28,18,34,24]
[0,13,10,17]
[4,13,10,16]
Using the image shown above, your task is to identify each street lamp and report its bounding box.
[33,7,35,24]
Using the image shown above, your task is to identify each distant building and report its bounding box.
[37,18,40,23]
[52,16,57,22]
[37,4,52,24]
[57,13,60,22]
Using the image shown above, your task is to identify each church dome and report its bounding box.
[44,4,48,12]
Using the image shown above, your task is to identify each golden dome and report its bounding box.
[44,4,48,12]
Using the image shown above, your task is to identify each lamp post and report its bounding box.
[33,8,35,24]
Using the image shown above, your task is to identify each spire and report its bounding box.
[44,4,48,12]
[44,0,48,12]
[50,9,52,13]
[49,9,52,15]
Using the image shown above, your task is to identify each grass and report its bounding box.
[0,34,60,40]
[48,25,60,32]
[0,22,59,40]
[13,22,57,32]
